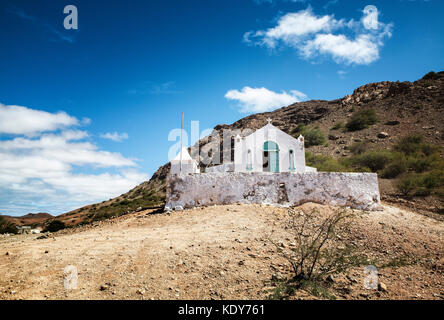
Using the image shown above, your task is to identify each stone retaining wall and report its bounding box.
[205,163,234,173]
[166,172,382,211]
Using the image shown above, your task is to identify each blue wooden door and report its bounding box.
[263,141,280,173]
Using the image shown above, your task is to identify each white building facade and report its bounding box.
[234,120,315,173]
[171,119,317,175]
[170,148,200,175]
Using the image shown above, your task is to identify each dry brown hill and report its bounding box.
[53,71,444,226]
[1,203,442,300]
[2,213,53,227]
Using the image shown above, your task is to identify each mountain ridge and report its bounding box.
[1,212,53,227]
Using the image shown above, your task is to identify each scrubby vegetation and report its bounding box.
[306,134,443,200]
[305,152,350,172]
[0,216,17,234]
[349,140,370,155]
[268,207,368,300]
[291,124,326,147]
[346,150,393,172]
[396,171,443,197]
[330,122,345,131]
[346,108,378,131]
[44,220,66,232]
[85,193,164,223]
[391,135,443,197]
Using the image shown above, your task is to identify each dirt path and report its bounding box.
[0,203,442,300]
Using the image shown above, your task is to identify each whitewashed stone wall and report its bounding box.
[166,172,382,211]
[205,163,234,173]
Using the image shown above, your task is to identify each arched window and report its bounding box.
[246,149,253,171]
[289,149,295,171]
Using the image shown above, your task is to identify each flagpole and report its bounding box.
[180,112,183,173]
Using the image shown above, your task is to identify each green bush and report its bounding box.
[350,141,370,155]
[394,135,424,156]
[407,156,434,173]
[396,170,444,197]
[393,134,440,157]
[421,144,441,157]
[0,216,17,234]
[305,152,350,172]
[330,122,345,131]
[44,220,66,232]
[291,124,307,135]
[292,125,326,148]
[304,127,327,147]
[396,175,418,196]
[420,170,444,192]
[380,153,407,178]
[381,163,406,179]
[349,151,392,172]
[346,109,378,131]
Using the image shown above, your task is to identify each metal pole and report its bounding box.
[180,112,183,173]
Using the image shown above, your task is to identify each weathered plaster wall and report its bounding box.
[166,172,381,211]
[205,163,234,173]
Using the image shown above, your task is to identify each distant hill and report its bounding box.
[1,212,53,227]
[55,71,443,226]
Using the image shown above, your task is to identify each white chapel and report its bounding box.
[170,119,317,175]
[233,119,316,173]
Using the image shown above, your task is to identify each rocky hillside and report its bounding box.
[52,164,169,226]
[1,213,53,227]
[53,71,443,226]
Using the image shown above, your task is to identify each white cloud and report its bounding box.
[244,5,393,65]
[225,86,307,113]
[247,9,344,49]
[302,33,380,65]
[42,170,147,201]
[0,103,79,136]
[100,132,129,142]
[0,104,148,216]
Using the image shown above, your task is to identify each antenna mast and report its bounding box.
[180,112,183,173]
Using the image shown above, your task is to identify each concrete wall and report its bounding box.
[166,172,382,211]
[205,163,234,173]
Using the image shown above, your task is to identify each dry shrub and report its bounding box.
[270,207,367,287]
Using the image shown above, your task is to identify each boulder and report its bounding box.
[378,282,388,292]
[385,120,400,126]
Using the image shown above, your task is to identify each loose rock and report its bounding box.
[100,284,109,291]
[378,282,388,292]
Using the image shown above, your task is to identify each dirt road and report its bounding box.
[0,203,442,300]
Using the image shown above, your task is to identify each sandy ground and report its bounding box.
[0,203,442,300]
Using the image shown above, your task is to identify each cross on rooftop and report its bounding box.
[266,118,272,124]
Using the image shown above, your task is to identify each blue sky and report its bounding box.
[0,0,443,215]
